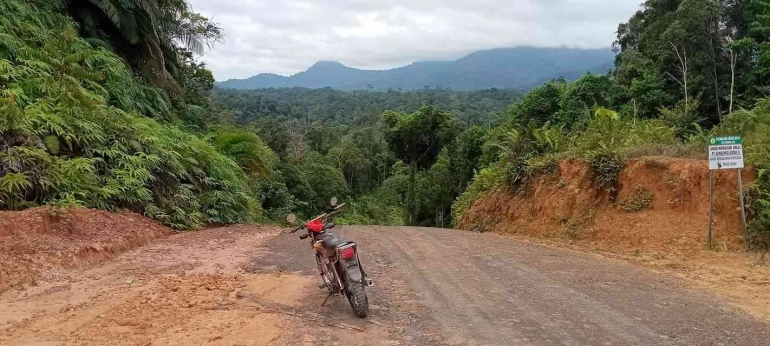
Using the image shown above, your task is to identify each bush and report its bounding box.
[257,179,297,222]
[715,103,770,249]
[659,100,703,140]
[748,215,770,251]
[620,184,653,212]
[503,155,533,192]
[276,163,315,217]
[213,129,277,178]
[335,194,405,226]
[748,169,770,250]
[451,163,504,226]
[587,149,623,194]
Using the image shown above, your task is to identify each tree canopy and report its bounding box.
[382,106,459,224]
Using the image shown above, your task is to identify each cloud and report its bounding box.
[188,0,641,80]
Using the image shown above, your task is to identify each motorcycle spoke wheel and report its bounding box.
[347,280,368,318]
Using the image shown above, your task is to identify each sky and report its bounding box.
[187,0,642,81]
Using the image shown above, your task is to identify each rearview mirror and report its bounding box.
[330,197,338,207]
[286,213,296,224]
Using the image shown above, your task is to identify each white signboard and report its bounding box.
[708,136,744,170]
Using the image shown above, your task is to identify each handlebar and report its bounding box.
[309,203,346,222]
[287,203,346,239]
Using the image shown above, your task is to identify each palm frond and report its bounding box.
[86,0,122,29]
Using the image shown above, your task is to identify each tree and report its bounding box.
[557,74,619,126]
[614,0,737,123]
[666,42,691,111]
[177,57,215,129]
[327,141,371,193]
[667,0,723,120]
[300,158,349,209]
[452,126,488,188]
[508,81,565,127]
[66,0,222,97]
[741,0,770,98]
[614,50,676,117]
[180,58,215,108]
[382,106,459,225]
[249,118,290,157]
[419,151,455,227]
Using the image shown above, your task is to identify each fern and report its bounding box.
[0,0,262,229]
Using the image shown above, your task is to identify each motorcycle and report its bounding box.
[286,197,372,318]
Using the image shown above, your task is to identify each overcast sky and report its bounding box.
[187,0,642,81]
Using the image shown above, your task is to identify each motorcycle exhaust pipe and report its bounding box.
[365,278,374,287]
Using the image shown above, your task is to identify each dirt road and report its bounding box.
[259,226,770,345]
[2,225,770,345]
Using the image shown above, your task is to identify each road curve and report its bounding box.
[257,226,770,345]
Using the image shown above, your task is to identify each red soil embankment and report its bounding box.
[458,156,754,254]
[0,207,172,293]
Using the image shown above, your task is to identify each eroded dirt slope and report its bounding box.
[0,207,172,294]
[459,156,752,252]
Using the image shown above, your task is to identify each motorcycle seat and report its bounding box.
[321,234,344,248]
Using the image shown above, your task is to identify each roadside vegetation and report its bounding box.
[3,0,770,250]
[0,0,260,229]
[453,0,770,250]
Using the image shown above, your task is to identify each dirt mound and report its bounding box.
[0,207,172,293]
[459,156,754,254]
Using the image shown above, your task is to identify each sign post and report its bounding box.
[708,170,714,249]
[707,136,747,249]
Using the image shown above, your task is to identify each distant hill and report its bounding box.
[217,47,616,91]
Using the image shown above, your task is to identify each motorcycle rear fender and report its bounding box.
[338,243,363,282]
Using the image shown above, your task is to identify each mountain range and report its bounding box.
[216,46,616,91]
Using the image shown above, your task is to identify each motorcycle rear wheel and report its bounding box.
[346,279,368,318]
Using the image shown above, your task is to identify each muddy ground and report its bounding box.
[0,225,393,346]
[4,224,770,345]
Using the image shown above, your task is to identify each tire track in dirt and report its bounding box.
[375,226,652,345]
[419,226,661,345]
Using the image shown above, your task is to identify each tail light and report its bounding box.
[339,246,355,260]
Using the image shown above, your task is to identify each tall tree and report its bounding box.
[382,106,458,225]
[614,0,738,122]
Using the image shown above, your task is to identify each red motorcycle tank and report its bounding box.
[306,219,324,233]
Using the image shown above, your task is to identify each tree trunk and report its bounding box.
[708,19,722,120]
[408,161,416,226]
[668,42,689,111]
[730,49,736,115]
[711,46,722,120]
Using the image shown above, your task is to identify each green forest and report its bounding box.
[210,88,521,128]
[3,0,770,248]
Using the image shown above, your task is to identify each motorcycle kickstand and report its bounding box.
[320,290,333,307]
